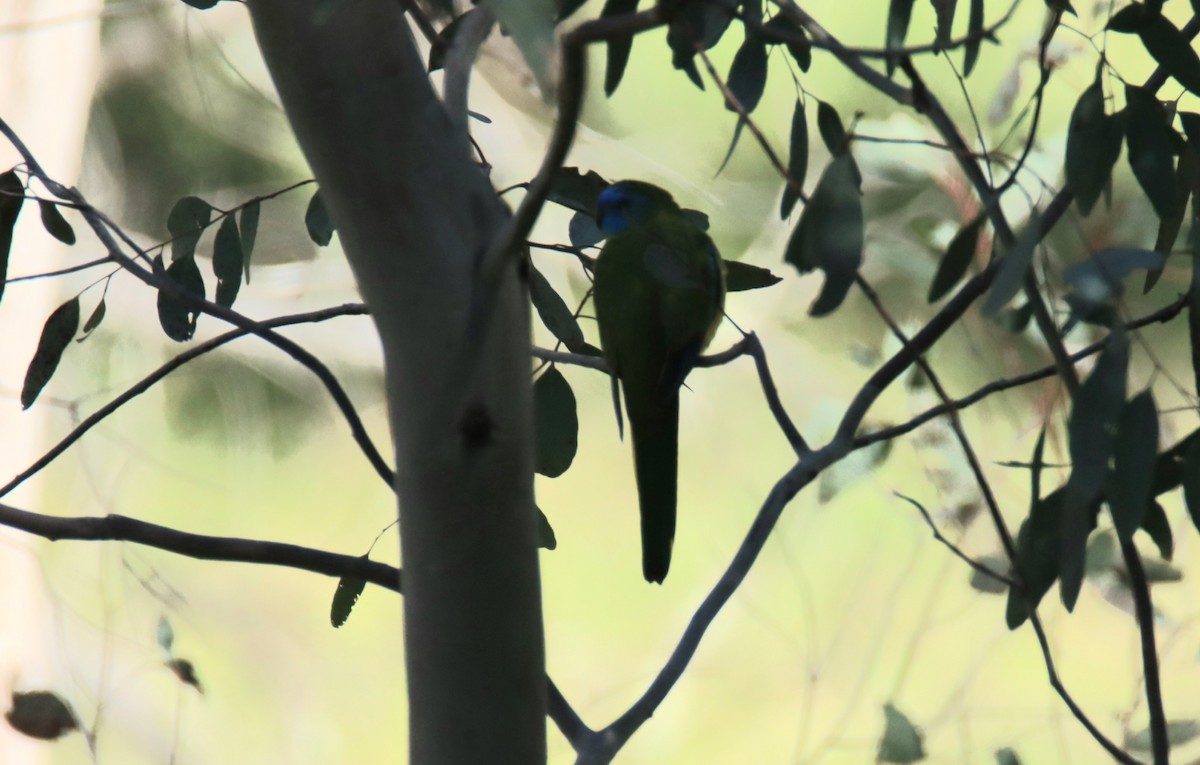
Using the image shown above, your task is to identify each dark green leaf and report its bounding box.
[1150,427,1200,496]
[878,703,925,763]
[1151,146,1197,275]
[0,170,24,307]
[886,0,916,75]
[534,366,578,477]
[548,167,609,214]
[1184,436,1200,535]
[6,691,77,740]
[1142,500,1173,560]
[1125,85,1179,220]
[995,748,1021,765]
[166,196,213,262]
[1111,391,1158,539]
[429,11,474,72]
[180,0,220,8]
[763,14,813,71]
[1138,13,1200,95]
[817,101,848,155]
[1106,3,1147,32]
[21,297,80,410]
[1066,81,1123,216]
[37,200,74,245]
[568,211,605,248]
[667,1,734,88]
[963,0,984,76]
[601,0,639,96]
[726,34,768,114]
[529,265,586,352]
[305,190,335,247]
[1127,720,1200,752]
[784,154,863,316]
[1060,327,1128,610]
[166,658,203,693]
[240,201,259,284]
[1006,490,1063,629]
[781,99,809,219]
[932,0,958,47]
[330,566,367,628]
[536,505,557,550]
[78,297,106,341]
[1180,111,1200,147]
[928,213,984,302]
[156,254,206,342]
[213,216,243,309]
[982,213,1039,315]
[724,260,782,291]
[968,554,1010,593]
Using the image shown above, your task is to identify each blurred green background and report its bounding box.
[2,0,1199,762]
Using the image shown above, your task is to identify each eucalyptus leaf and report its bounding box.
[239,200,259,283]
[781,99,808,219]
[0,170,24,307]
[330,566,367,628]
[156,254,206,342]
[21,297,80,409]
[37,200,74,245]
[6,691,77,741]
[878,703,925,763]
[886,0,916,75]
[600,0,639,96]
[963,0,984,76]
[529,265,586,352]
[1065,81,1123,215]
[928,213,985,302]
[305,190,335,247]
[724,260,782,291]
[726,33,768,114]
[1125,85,1179,220]
[534,366,578,478]
[784,154,863,317]
[213,216,243,309]
[982,213,1039,315]
[1110,391,1158,540]
[166,196,213,262]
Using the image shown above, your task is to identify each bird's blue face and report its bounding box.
[596,183,656,236]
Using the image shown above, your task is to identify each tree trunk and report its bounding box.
[247,2,545,762]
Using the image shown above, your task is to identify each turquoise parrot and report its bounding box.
[592,180,726,583]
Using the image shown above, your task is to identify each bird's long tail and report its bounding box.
[628,392,679,584]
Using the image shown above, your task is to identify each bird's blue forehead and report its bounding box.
[597,183,649,236]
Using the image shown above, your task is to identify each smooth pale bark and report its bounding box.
[247,2,545,762]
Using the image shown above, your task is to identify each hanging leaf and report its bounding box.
[963,0,984,76]
[928,213,985,302]
[21,297,80,409]
[1007,428,1059,629]
[156,254,206,342]
[1142,500,1174,560]
[817,101,848,155]
[37,200,74,245]
[240,200,259,284]
[78,297,106,341]
[534,365,578,478]
[1184,436,1200,535]
[305,190,335,247]
[784,154,863,317]
[548,167,609,214]
[568,211,605,248]
[1065,80,1123,216]
[536,505,557,550]
[331,565,368,628]
[1133,12,1200,96]
[781,99,809,219]
[763,14,812,71]
[6,691,78,740]
[0,170,24,308]
[982,213,1039,315]
[885,0,916,76]
[213,216,244,309]
[166,196,213,262]
[1125,85,1179,220]
[726,33,768,114]
[1060,327,1128,610]
[1106,3,1147,33]
[1110,391,1158,540]
[1152,145,1198,275]
[529,265,587,352]
[932,0,958,48]
[166,658,204,693]
[601,0,639,96]
[878,703,925,763]
[666,2,734,89]
[724,260,782,291]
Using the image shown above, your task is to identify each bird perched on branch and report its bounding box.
[592,180,726,583]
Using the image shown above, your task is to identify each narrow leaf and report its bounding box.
[886,0,917,75]
[724,260,782,291]
[1066,80,1123,216]
[1142,500,1174,560]
[1125,85,1179,220]
[1184,436,1200,535]
[21,297,80,409]
[1138,13,1200,96]
[726,33,768,114]
[1060,327,1128,610]
[763,14,812,71]
[982,213,1039,315]
[932,0,958,47]
[37,200,74,245]
[78,297,106,341]
[213,216,243,309]
[929,213,985,302]
[331,566,368,628]
[601,0,639,96]
[781,99,809,219]
[1006,490,1063,629]
[305,190,335,247]
[963,0,984,76]
[784,154,863,316]
[529,265,586,351]
[534,366,578,478]
[239,200,259,283]
[156,254,205,342]
[165,658,204,693]
[817,101,848,155]
[0,169,26,307]
[1110,390,1158,539]
[166,196,213,262]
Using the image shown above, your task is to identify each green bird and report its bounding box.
[592,180,726,583]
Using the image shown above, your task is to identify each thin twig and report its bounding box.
[896,493,1015,587]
